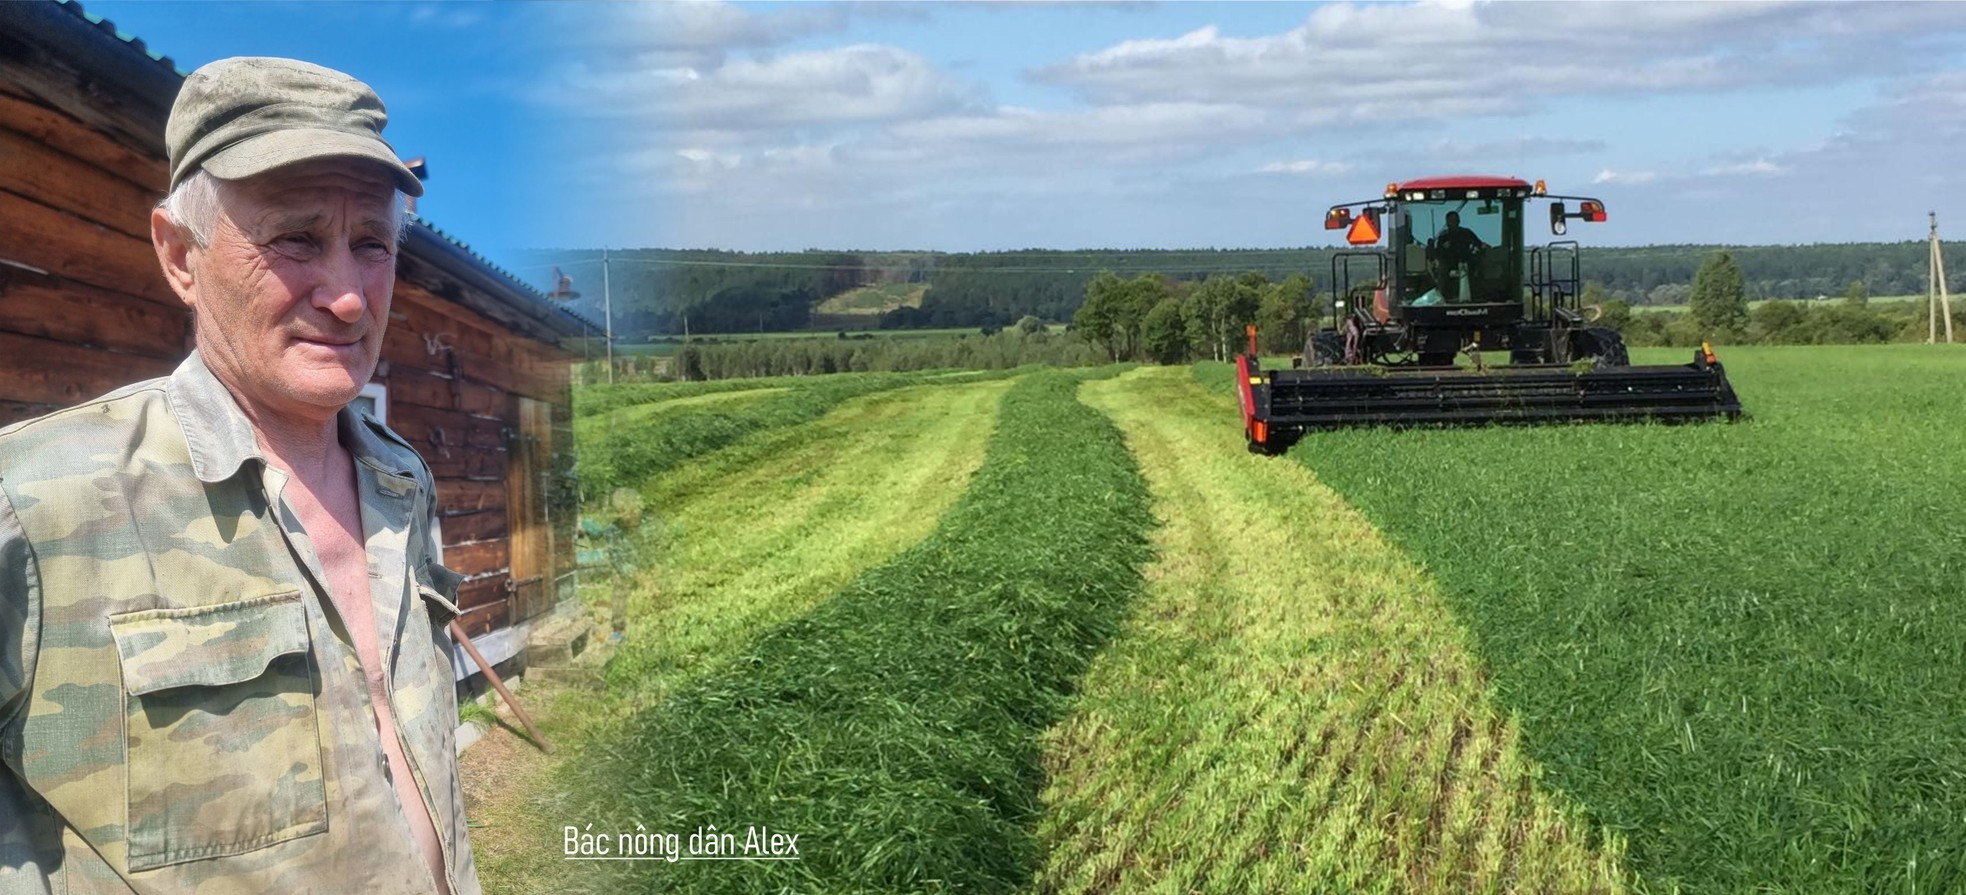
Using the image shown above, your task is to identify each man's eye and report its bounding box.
[356,240,395,259]
[275,234,315,250]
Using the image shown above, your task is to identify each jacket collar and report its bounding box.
[164,351,412,483]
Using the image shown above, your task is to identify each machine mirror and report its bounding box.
[1324,207,1352,230]
[1549,202,1568,236]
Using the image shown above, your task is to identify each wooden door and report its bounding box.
[506,396,555,621]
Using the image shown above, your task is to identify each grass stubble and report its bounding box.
[1033,365,1630,894]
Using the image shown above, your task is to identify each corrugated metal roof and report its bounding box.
[38,0,603,338]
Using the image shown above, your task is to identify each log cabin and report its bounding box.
[0,1,591,685]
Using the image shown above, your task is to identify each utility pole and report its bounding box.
[602,246,615,384]
[1931,212,1954,344]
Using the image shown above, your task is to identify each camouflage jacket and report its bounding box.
[0,353,481,894]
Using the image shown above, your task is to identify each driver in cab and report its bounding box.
[1435,211,1486,263]
[1431,211,1487,302]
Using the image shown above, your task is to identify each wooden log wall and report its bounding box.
[0,53,574,641]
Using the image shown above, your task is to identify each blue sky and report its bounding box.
[83,0,566,287]
[83,1,1966,262]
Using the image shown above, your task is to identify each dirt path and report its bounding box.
[462,377,1015,893]
[1035,366,1629,894]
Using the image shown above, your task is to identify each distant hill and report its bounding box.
[520,243,1955,338]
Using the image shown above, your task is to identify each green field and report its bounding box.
[1286,344,1966,893]
[468,343,1966,894]
[814,281,929,315]
[1631,293,1927,314]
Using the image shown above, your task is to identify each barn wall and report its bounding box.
[0,62,574,641]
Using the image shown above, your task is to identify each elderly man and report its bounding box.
[0,58,478,894]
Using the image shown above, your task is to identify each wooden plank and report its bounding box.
[0,27,173,175]
[0,125,157,240]
[456,601,510,639]
[439,508,508,542]
[0,330,174,407]
[380,307,561,401]
[436,477,506,516]
[456,576,507,611]
[390,403,505,452]
[421,444,508,481]
[442,538,509,579]
[0,190,176,307]
[380,362,506,417]
[0,265,188,359]
[0,90,165,192]
[0,400,59,428]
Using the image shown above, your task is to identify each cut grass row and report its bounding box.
[468,377,1017,894]
[576,369,1017,495]
[1284,344,1966,893]
[580,369,1153,893]
[1033,365,1627,894]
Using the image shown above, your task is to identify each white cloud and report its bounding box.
[1593,169,1657,185]
[1031,2,1966,122]
[1704,157,1787,177]
[551,44,985,131]
[1259,159,1349,175]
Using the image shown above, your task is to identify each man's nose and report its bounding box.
[313,241,369,324]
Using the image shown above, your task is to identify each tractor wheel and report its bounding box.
[1574,326,1630,367]
[1305,331,1345,366]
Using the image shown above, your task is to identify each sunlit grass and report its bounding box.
[469,377,1014,894]
[1035,365,1630,894]
[1279,344,1966,893]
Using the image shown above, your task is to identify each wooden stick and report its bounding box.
[448,620,554,754]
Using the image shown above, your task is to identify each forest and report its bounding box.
[525,243,1956,341]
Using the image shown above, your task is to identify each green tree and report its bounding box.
[1140,298,1189,364]
[1842,279,1868,308]
[1749,300,1805,344]
[1689,251,1748,338]
[1073,272,1127,360]
[1256,273,1316,354]
[1015,314,1046,335]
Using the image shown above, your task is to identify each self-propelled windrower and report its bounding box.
[1238,175,1742,453]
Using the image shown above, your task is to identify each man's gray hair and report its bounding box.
[157,168,411,248]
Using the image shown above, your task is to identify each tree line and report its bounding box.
[1597,251,1962,347]
[527,242,1957,340]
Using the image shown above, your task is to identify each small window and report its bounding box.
[351,381,389,423]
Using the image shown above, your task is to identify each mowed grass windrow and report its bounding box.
[1290,344,1966,893]
[469,377,1014,893]
[1040,365,1629,894]
[576,369,1019,494]
[578,369,1155,894]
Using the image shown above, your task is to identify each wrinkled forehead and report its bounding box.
[223,157,398,223]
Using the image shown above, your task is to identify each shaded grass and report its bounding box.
[1035,366,1628,894]
[1283,344,1966,893]
[468,378,1016,894]
[582,369,1153,893]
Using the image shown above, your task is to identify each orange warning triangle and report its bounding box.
[1346,213,1381,245]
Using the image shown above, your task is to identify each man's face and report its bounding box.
[176,158,397,422]
[1445,212,1461,228]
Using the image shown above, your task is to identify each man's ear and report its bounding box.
[151,207,199,309]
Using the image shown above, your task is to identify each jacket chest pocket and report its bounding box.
[107,592,327,871]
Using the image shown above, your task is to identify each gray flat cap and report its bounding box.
[166,56,424,197]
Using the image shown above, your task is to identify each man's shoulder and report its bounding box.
[353,411,434,486]
[0,377,176,478]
